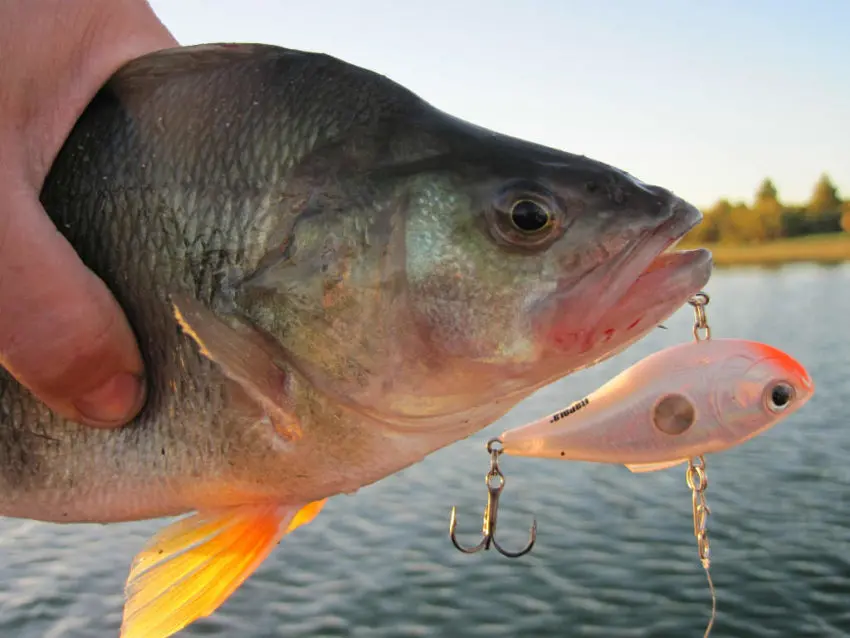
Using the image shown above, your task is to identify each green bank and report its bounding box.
[680,233,850,267]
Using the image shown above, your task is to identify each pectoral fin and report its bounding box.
[625,459,688,473]
[171,294,300,441]
[120,499,327,638]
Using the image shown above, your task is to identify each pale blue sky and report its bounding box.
[149,0,849,209]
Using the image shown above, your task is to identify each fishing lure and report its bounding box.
[498,336,814,472]
[449,293,815,638]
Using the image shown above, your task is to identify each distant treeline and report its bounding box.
[684,173,849,244]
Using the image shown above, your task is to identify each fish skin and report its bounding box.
[0,42,712,632]
[500,338,815,467]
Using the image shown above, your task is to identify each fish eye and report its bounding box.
[652,393,696,435]
[486,181,564,251]
[766,382,795,413]
[509,199,552,233]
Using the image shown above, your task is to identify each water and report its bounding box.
[2,263,849,637]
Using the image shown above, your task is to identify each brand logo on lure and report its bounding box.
[548,397,590,423]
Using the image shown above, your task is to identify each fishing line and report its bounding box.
[687,293,716,638]
[686,455,715,638]
[703,566,716,638]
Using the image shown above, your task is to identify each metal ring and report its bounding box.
[693,325,712,342]
[688,291,710,307]
[686,466,708,491]
[487,438,504,455]
[486,471,505,490]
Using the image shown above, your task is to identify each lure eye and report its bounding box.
[652,393,696,435]
[766,382,795,413]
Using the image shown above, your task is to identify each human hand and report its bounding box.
[0,0,178,427]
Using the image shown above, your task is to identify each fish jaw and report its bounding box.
[529,204,713,383]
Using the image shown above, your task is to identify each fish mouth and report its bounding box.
[543,197,712,363]
[579,200,713,355]
[635,198,712,294]
[614,197,710,310]
[573,249,712,359]
[625,248,713,311]
[642,197,706,270]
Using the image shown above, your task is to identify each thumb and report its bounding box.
[0,180,146,428]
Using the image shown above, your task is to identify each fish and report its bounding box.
[500,338,814,472]
[0,43,712,637]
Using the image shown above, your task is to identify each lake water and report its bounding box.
[1,263,849,637]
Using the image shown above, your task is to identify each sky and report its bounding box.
[148,0,849,209]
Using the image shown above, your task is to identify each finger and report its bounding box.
[0,181,146,428]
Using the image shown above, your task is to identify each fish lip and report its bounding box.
[622,197,707,294]
[579,197,706,323]
[638,239,714,280]
[652,197,703,250]
[636,247,713,290]
[541,195,708,345]
[572,248,713,357]
[613,247,712,322]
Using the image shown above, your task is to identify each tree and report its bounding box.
[687,199,727,243]
[712,200,764,243]
[841,201,850,233]
[707,199,732,218]
[807,173,842,216]
[756,178,778,202]
[752,178,783,240]
[781,206,809,237]
[733,202,767,242]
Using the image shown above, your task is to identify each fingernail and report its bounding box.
[74,372,146,427]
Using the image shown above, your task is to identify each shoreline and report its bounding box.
[679,233,850,268]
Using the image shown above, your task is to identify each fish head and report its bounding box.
[713,341,814,442]
[387,120,713,412]
[235,108,712,437]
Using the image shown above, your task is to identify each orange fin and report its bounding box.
[171,294,301,441]
[625,459,688,473]
[120,499,326,638]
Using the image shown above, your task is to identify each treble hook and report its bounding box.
[449,437,537,558]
